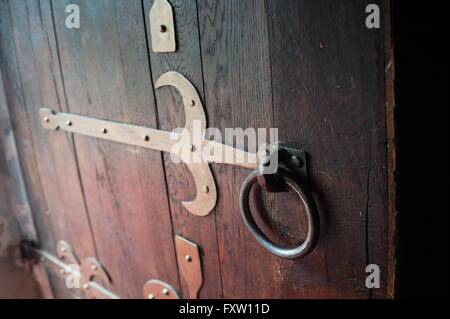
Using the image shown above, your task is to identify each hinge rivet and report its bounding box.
[101,128,107,134]
[162,288,169,295]
[189,144,195,152]
[148,294,155,299]
[160,25,167,33]
[190,100,195,107]
[143,135,150,142]
[66,120,72,126]
[44,117,50,122]
[83,283,89,289]
[91,265,97,271]
[203,185,209,194]
[185,255,192,262]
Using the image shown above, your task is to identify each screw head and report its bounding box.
[160,25,167,33]
[44,117,50,122]
[162,288,169,295]
[101,128,107,134]
[143,135,150,141]
[189,144,195,152]
[60,247,67,252]
[83,283,89,289]
[66,120,72,126]
[203,185,209,194]
[190,100,195,107]
[185,255,192,262]
[148,294,155,299]
[91,265,97,271]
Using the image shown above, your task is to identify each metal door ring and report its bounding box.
[239,169,319,259]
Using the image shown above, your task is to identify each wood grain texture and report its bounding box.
[0,68,36,248]
[0,0,97,298]
[143,0,223,298]
[267,0,388,298]
[197,0,286,298]
[50,0,179,298]
[0,0,394,299]
[0,0,54,256]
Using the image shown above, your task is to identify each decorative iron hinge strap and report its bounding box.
[22,237,204,299]
[40,71,258,217]
[21,241,119,299]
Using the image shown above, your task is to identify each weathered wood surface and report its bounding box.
[197,0,287,298]
[0,0,392,298]
[143,0,223,298]
[266,0,388,298]
[49,0,181,298]
[0,0,89,298]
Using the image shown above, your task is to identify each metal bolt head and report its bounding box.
[148,294,155,299]
[290,155,303,168]
[185,255,192,262]
[291,156,300,167]
[101,128,107,134]
[83,283,89,289]
[162,288,169,295]
[60,247,67,252]
[44,117,50,122]
[203,185,209,194]
[66,120,72,126]
[160,25,167,33]
[190,100,195,107]
[91,265,97,271]
[143,135,150,142]
[189,144,195,152]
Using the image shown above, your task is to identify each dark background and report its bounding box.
[393,1,449,298]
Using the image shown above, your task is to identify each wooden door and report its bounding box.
[0,0,395,298]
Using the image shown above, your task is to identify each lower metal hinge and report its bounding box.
[21,236,203,299]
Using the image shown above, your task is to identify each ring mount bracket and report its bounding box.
[257,144,309,193]
[242,144,319,259]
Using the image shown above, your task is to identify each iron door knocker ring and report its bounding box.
[239,150,319,259]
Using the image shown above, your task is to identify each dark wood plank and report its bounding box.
[143,0,223,298]
[0,0,54,255]
[267,0,388,298]
[197,0,290,298]
[384,0,397,299]
[50,0,179,298]
[0,68,37,248]
[0,0,394,299]
[1,0,87,298]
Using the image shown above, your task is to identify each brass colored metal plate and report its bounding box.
[149,0,176,52]
[143,279,180,299]
[175,235,203,299]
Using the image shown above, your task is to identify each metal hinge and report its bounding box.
[39,70,319,259]
[21,240,119,299]
[21,236,203,299]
